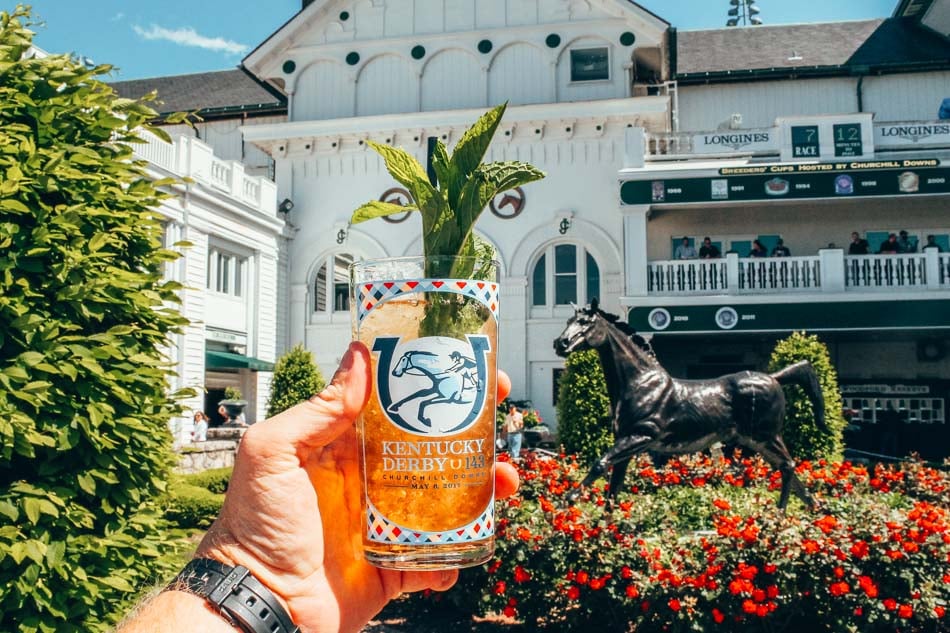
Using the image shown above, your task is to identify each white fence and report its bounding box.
[131,132,277,216]
[647,250,950,296]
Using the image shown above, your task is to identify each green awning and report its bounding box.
[206,350,275,372]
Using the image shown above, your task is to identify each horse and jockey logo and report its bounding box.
[373,335,491,435]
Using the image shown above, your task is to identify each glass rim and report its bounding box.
[349,255,500,272]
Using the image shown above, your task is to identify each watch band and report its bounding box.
[169,558,299,633]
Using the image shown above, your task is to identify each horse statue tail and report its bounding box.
[770,360,827,432]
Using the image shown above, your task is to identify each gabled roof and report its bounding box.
[110,68,286,119]
[675,17,950,82]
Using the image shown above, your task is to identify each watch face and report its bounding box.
[715,307,738,330]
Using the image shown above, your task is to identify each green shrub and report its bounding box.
[164,483,224,529]
[266,343,325,417]
[223,386,243,401]
[182,467,232,495]
[768,331,846,461]
[556,349,612,464]
[0,8,188,631]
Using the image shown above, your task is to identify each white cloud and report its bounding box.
[132,24,249,55]
[111,12,124,22]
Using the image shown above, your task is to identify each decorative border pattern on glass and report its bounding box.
[357,279,499,324]
[366,501,493,544]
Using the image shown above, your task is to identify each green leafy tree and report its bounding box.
[266,344,326,417]
[556,350,613,465]
[0,8,188,631]
[768,331,846,461]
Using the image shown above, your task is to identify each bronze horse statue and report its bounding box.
[553,301,827,510]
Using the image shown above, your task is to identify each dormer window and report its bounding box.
[570,47,609,82]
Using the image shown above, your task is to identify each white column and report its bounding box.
[819,248,846,293]
[726,252,740,294]
[622,205,650,297]
[290,283,309,347]
[924,247,941,290]
[624,127,646,169]
[499,275,529,404]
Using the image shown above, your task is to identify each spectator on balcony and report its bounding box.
[771,239,791,257]
[674,236,697,260]
[897,230,916,253]
[879,233,900,254]
[699,237,721,259]
[924,235,943,252]
[848,232,870,255]
[749,239,768,258]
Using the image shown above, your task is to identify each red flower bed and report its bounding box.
[424,451,950,632]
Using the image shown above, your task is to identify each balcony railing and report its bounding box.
[646,250,950,296]
[131,131,278,216]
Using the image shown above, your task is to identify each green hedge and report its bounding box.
[164,483,224,529]
[182,467,232,495]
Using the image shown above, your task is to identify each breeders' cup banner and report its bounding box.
[621,159,948,205]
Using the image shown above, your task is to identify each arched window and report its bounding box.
[313,253,355,313]
[531,244,600,307]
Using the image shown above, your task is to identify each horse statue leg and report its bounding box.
[745,435,817,511]
[567,432,655,502]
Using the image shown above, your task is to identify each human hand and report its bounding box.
[192,341,518,633]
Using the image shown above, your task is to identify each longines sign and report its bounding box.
[693,130,775,154]
[875,122,950,147]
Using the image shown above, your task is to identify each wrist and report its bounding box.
[168,557,300,633]
[119,588,236,633]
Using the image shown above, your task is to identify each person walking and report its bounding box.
[504,403,525,459]
[191,411,209,442]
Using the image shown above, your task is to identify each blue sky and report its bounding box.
[27,0,897,80]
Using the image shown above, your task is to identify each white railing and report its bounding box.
[845,253,928,291]
[131,135,278,216]
[210,158,232,191]
[646,250,950,297]
[647,259,728,295]
[739,256,821,293]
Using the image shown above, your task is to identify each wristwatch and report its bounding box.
[169,558,299,633]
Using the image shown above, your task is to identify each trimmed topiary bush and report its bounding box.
[266,343,325,417]
[164,482,225,529]
[768,331,846,461]
[556,349,612,464]
[0,8,189,631]
[182,467,232,495]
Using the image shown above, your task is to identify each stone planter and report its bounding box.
[219,399,247,420]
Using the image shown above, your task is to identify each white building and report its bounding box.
[125,0,950,457]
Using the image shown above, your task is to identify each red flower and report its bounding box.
[829,582,850,597]
[621,566,633,579]
[850,540,869,559]
[712,608,725,624]
[755,604,769,617]
[935,606,946,618]
[742,600,757,614]
[576,570,589,585]
[766,585,779,599]
[763,563,777,574]
[513,566,531,583]
[883,598,898,611]
[625,585,639,599]
[567,585,580,600]
[713,498,731,511]
[503,606,516,618]
[898,604,913,619]
[589,577,606,591]
[858,576,878,598]
[752,589,766,602]
[493,581,506,595]
[802,540,821,554]
[669,598,682,612]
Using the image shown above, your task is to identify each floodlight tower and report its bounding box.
[726,0,763,26]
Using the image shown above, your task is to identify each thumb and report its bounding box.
[250,342,372,455]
